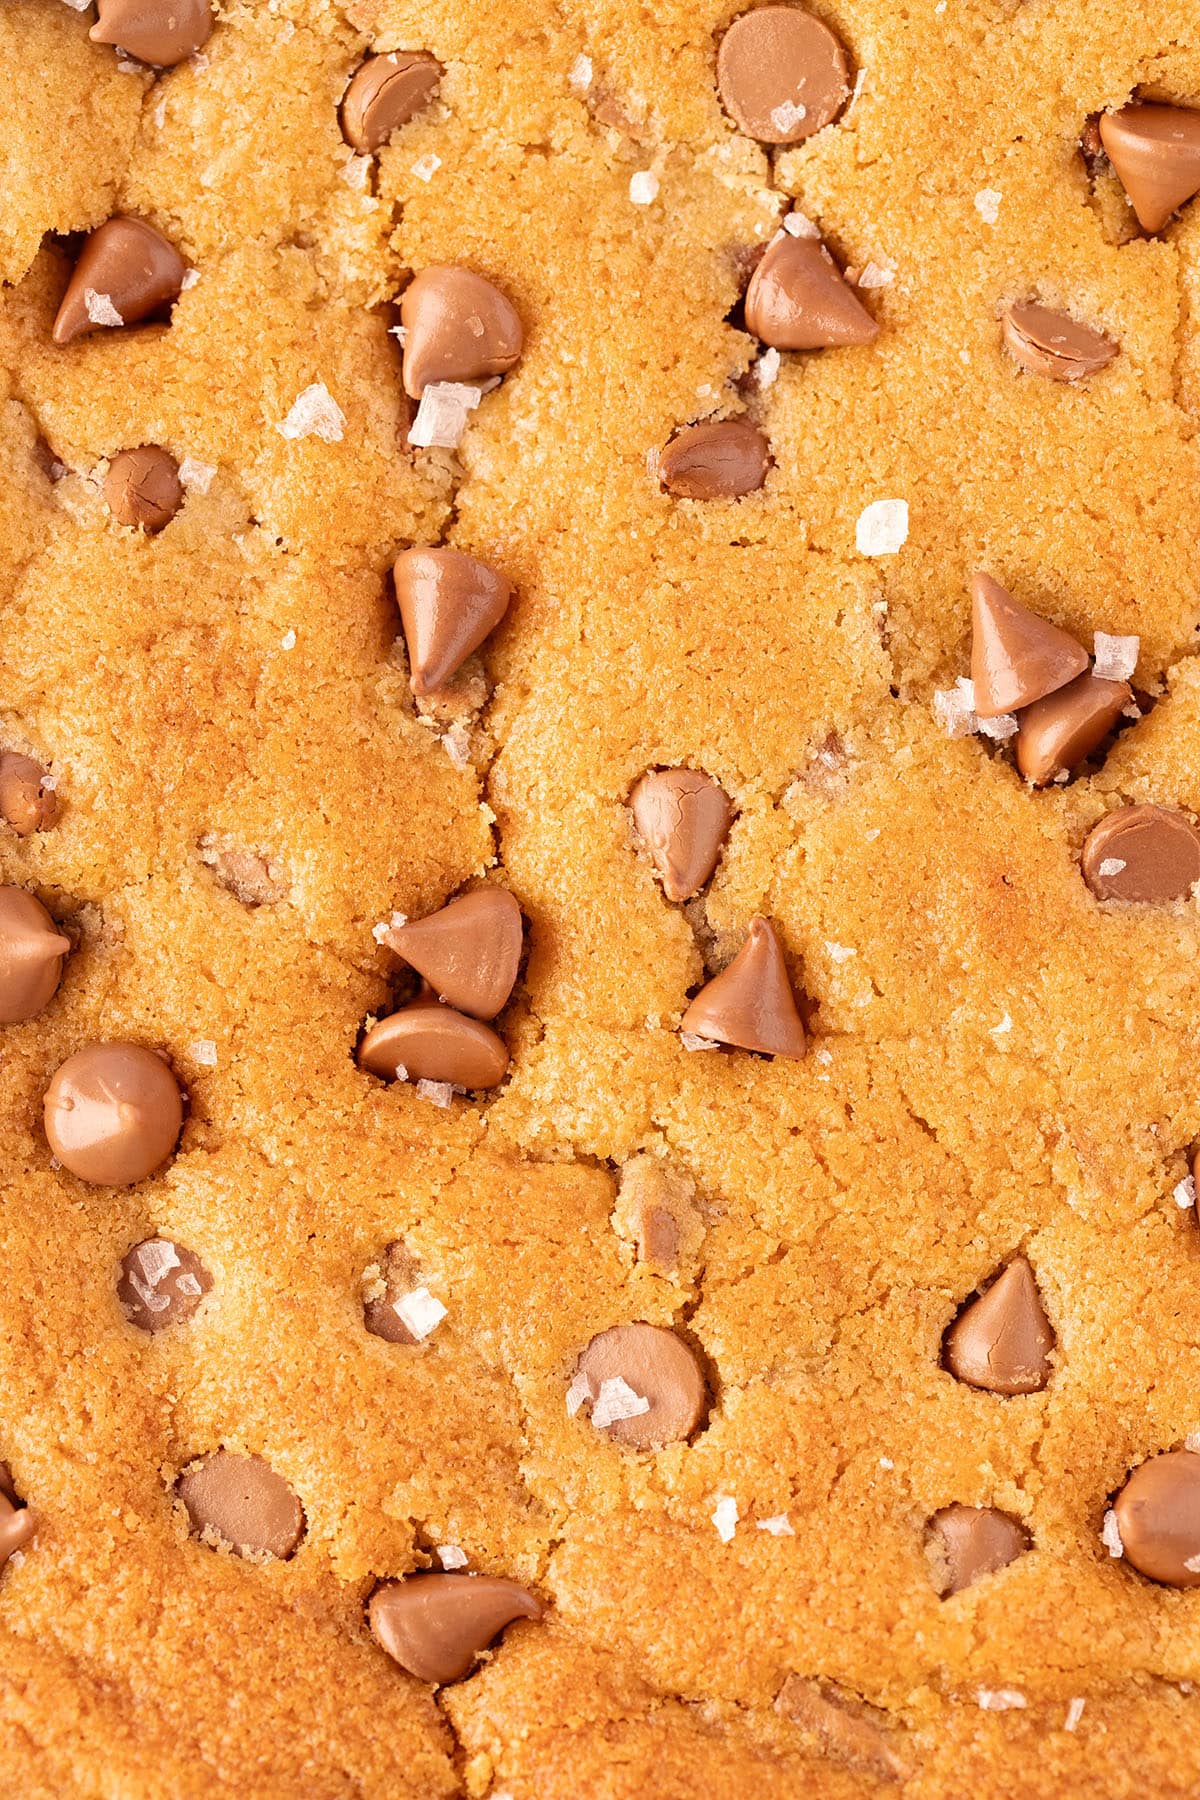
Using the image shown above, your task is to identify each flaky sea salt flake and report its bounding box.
[566,1369,591,1416]
[756,1513,794,1535]
[407,381,482,450]
[783,210,820,239]
[1098,857,1126,878]
[412,153,441,183]
[84,289,123,327]
[856,498,908,556]
[1175,1176,1196,1209]
[393,1286,447,1340]
[757,347,781,388]
[629,171,660,205]
[280,629,297,651]
[933,678,978,739]
[1093,632,1139,681]
[974,189,1003,225]
[415,1079,455,1108]
[1102,1509,1124,1558]
[711,1495,739,1543]
[568,53,593,92]
[680,1031,721,1051]
[591,1376,651,1429]
[769,100,807,133]
[976,711,1019,741]
[857,261,895,290]
[277,382,346,443]
[137,1240,180,1285]
[189,1039,218,1067]
[178,455,216,493]
[977,1689,1026,1711]
[437,1543,469,1570]
[1064,1697,1085,1732]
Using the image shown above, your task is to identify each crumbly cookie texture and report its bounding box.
[5,0,1200,1794]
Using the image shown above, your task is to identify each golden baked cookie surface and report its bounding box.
[4,0,1200,1794]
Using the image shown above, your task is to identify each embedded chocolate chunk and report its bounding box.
[927,1504,1030,1595]
[629,769,733,901]
[44,1043,184,1186]
[0,751,58,837]
[357,998,509,1089]
[716,7,850,144]
[1099,103,1200,234]
[1002,302,1118,382]
[1014,672,1131,785]
[571,1322,707,1448]
[104,447,183,533]
[744,231,877,351]
[943,1259,1054,1396]
[369,1573,542,1684]
[0,1462,34,1573]
[53,217,187,347]
[658,418,770,500]
[0,888,70,1024]
[118,1239,211,1333]
[399,267,523,398]
[1081,804,1200,904]
[393,547,513,696]
[384,888,522,1019]
[680,917,807,1057]
[341,51,443,151]
[1112,1449,1200,1586]
[177,1452,304,1559]
[90,0,213,67]
[969,573,1088,718]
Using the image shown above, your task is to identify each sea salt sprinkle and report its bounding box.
[1174,1175,1196,1210]
[782,210,820,239]
[280,628,297,651]
[1101,1509,1124,1558]
[856,498,908,557]
[590,1376,651,1429]
[857,261,895,290]
[437,1543,469,1570]
[629,170,660,205]
[769,100,807,134]
[974,189,1003,225]
[568,53,593,92]
[178,455,216,493]
[415,1079,455,1108]
[189,1040,218,1067]
[412,153,441,182]
[565,1369,591,1416]
[392,1287,446,1341]
[372,911,407,945]
[711,1495,739,1542]
[1092,631,1139,682]
[1097,858,1126,878]
[976,1688,1026,1711]
[1064,1697,1085,1732]
[277,382,346,442]
[756,347,781,388]
[756,1513,794,1536]
[680,1031,721,1052]
[84,290,123,327]
[933,677,1018,743]
[407,381,482,449]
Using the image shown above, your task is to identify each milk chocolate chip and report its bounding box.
[118,1238,211,1333]
[393,547,513,695]
[1014,672,1131,785]
[357,997,509,1089]
[927,1504,1030,1595]
[0,751,59,836]
[0,1464,34,1572]
[629,769,733,901]
[0,889,70,1024]
[362,1240,423,1344]
[369,1573,542,1684]
[969,572,1088,718]
[384,888,522,1019]
[399,267,523,398]
[341,51,443,152]
[716,7,850,144]
[744,231,878,350]
[1099,103,1200,235]
[680,916,807,1057]
[104,447,182,533]
[943,1258,1054,1396]
[1112,1449,1200,1586]
[177,1452,304,1559]
[90,0,213,67]
[1081,804,1200,903]
[53,216,186,348]
[572,1322,707,1448]
[1002,302,1118,382]
[658,418,770,500]
[44,1042,184,1186]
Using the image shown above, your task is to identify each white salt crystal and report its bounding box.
[341,155,371,189]
[1092,632,1139,681]
[568,53,593,92]
[437,1543,469,1570]
[769,100,807,133]
[864,826,880,841]
[137,1240,180,1285]
[591,1376,651,1429]
[757,347,781,388]
[1174,1176,1196,1209]
[1185,1430,1200,1451]
[412,153,441,183]
[280,629,297,651]
[1185,1552,1200,1573]
[129,1276,170,1313]
[974,189,1003,225]
[1101,1509,1124,1557]
[933,678,978,739]
[84,290,123,327]
[189,1039,218,1067]
[756,1513,794,1535]
[416,1079,454,1108]
[60,0,92,10]
[680,1031,721,1051]
[857,261,895,290]
[856,498,908,556]
[277,382,346,443]
[175,1272,202,1297]
[990,1013,1012,1036]
[977,1689,1026,1711]
[373,911,407,944]
[711,1495,739,1542]
[178,455,216,493]
[825,942,856,962]
[393,1286,446,1341]
[878,1456,894,1469]
[629,171,660,205]
[1064,1697,1085,1732]
[565,1369,592,1416]
[976,711,1019,741]
[1098,858,1126,878]
[441,727,472,771]
[407,381,482,449]
[782,211,820,239]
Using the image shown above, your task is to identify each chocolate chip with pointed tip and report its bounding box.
[0,1463,34,1573]
[118,1238,212,1333]
[1099,102,1200,234]
[0,888,70,1025]
[629,769,733,901]
[659,418,770,500]
[1014,672,1131,785]
[969,572,1088,718]
[177,1452,304,1560]
[104,446,183,533]
[679,916,807,1057]
[1001,302,1118,382]
[0,751,59,837]
[53,216,187,347]
[399,267,523,398]
[341,51,443,152]
[90,0,213,67]
[393,547,513,695]
[1081,804,1200,904]
[1112,1449,1200,1586]
[369,1572,542,1684]
[716,6,850,144]
[44,1042,184,1186]
[927,1504,1030,1595]
[385,888,522,1020]
[943,1258,1054,1396]
[744,231,878,351]
[572,1322,708,1448]
[357,997,509,1089]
